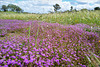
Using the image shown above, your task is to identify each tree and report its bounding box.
[16,6,22,12]
[1,5,7,12]
[53,4,61,12]
[21,9,24,13]
[74,9,77,12]
[0,8,1,12]
[7,4,15,11]
[70,6,73,11]
[94,7,100,10]
[7,4,22,12]
[7,4,17,11]
[81,8,88,11]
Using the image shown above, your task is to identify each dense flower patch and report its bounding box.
[0,19,100,67]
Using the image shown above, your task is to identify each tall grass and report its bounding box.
[0,10,100,26]
[27,23,31,52]
[35,23,40,47]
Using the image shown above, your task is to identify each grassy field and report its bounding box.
[0,11,100,67]
[0,10,100,26]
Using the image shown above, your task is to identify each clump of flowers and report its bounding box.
[0,19,100,67]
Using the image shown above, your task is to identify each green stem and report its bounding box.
[35,24,39,47]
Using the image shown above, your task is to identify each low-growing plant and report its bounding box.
[0,19,100,67]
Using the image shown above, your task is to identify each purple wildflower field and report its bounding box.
[0,19,100,67]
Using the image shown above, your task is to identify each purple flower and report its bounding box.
[24,59,29,64]
[41,53,45,56]
[55,59,60,65]
[21,56,27,59]
[61,58,67,61]
[29,58,35,62]
[0,59,4,64]
[32,43,35,46]
[67,58,71,62]
[29,51,33,54]
[75,58,77,60]
[10,56,16,59]
[48,45,50,49]
[3,65,8,67]
[82,65,86,67]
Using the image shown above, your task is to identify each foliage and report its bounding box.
[81,9,88,11]
[7,4,16,11]
[94,7,100,10]
[70,6,73,11]
[16,6,22,13]
[7,4,23,12]
[1,5,8,12]
[1,4,23,12]
[53,4,61,12]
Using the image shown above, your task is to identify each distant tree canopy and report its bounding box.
[7,4,23,12]
[53,4,61,12]
[1,4,23,12]
[70,6,73,11]
[94,7,100,10]
[7,4,17,11]
[1,5,8,12]
[81,9,88,11]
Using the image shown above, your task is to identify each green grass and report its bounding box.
[0,10,100,26]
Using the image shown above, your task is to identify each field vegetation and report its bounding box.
[0,10,100,26]
[0,10,100,67]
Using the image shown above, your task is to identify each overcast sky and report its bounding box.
[0,0,100,13]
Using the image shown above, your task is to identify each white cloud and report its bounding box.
[16,1,71,13]
[75,3,100,10]
[0,0,15,1]
[0,1,10,6]
[59,2,71,11]
[22,0,62,1]
[75,0,99,3]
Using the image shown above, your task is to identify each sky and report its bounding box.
[0,0,100,13]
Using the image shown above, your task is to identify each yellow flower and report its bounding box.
[99,40,100,42]
[75,20,77,23]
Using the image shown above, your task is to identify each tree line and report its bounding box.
[0,3,100,13]
[53,4,100,13]
[0,4,23,13]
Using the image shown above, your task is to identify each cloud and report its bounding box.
[77,2,87,4]
[70,2,78,5]
[16,1,54,13]
[70,1,87,5]
[0,0,15,1]
[70,0,100,10]
[74,3,100,10]
[19,0,62,1]
[95,0,100,4]
[16,0,71,13]
[75,0,99,3]
[0,1,11,6]
[59,2,71,11]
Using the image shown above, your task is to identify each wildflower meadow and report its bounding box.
[0,11,100,67]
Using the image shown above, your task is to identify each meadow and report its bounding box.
[0,10,100,26]
[0,11,100,67]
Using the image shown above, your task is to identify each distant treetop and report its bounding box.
[94,7,100,10]
[53,4,61,12]
[1,4,23,13]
